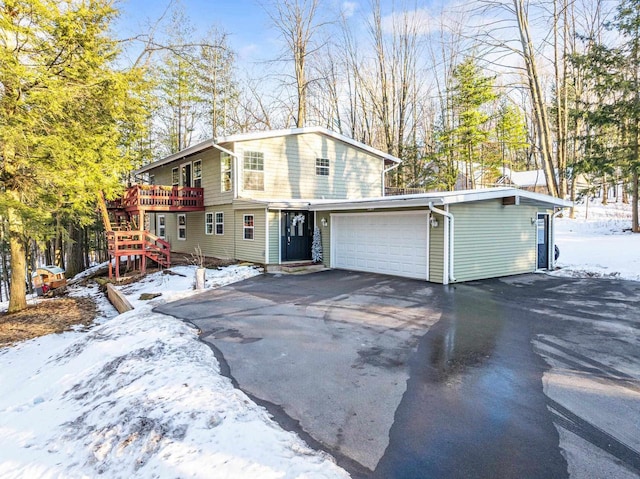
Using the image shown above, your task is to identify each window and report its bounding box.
[157,215,165,239]
[193,160,202,188]
[243,151,264,190]
[172,167,179,186]
[177,214,186,240]
[149,174,155,185]
[316,158,330,176]
[243,214,254,240]
[205,213,214,235]
[215,212,224,235]
[221,153,232,192]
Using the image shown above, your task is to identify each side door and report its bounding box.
[537,213,549,269]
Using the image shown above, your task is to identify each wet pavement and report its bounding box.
[155,270,640,478]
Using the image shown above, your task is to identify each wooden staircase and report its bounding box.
[98,191,171,279]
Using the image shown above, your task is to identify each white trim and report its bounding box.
[265,208,269,263]
[278,209,282,264]
[205,212,214,235]
[243,214,255,241]
[215,211,224,236]
[442,214,449,285]
[177,214,187,241]
[330,214,335,269]
[180,161,192,187]
[330,211,430,218]
[157,214,166,239]
[193,159,202,188]
[536,212,551,270]
[426,212,430,280]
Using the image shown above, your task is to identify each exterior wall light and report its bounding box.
[321,217,328,227]
[430,217,439,228]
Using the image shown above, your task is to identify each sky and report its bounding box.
[114,0,274,64]
[113,0,366,67]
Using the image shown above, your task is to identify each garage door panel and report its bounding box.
[333,213,428,280]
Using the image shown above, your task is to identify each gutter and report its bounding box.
[382,162,400,196]
[428,202,456,284]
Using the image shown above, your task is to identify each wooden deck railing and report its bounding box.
[115,185,204,211]
[106,230,171,268]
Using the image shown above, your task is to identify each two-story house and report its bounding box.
[132,127,399,267]
[107,127,571,284]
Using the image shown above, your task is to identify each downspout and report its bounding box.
[428,202,456,283]
[382,162,400,196]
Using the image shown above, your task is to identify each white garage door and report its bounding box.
[332,212,429,280]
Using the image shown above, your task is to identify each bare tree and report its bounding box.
[264,0,326,128]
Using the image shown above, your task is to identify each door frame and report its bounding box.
[180,161,192,187]
[280,210,314,262]
[536,212,551,270]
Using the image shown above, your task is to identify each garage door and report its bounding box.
[332,213,429,280]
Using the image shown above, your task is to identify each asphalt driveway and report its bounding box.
[155,270,640,479]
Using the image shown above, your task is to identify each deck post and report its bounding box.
[115,256,120,279]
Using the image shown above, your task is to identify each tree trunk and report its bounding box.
[514,0,559,197]
[7,202,27,313]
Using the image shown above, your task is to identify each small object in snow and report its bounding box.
[554,245,560,261]
[33,397,44,405]
[139,293,162,301]
[163,269,187,277]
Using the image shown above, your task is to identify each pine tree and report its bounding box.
[311,226,323,263]
[0,0,149,312]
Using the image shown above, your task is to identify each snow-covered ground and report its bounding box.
[0,199,638,479]
[553,199,640,282]
[0,265,349,479]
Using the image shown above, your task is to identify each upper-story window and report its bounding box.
[243,151,264,191]
[316,158,330,176]
[221,153,232,192]
[172,167,179,186]
[193,160,202,188]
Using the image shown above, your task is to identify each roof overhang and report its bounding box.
[308,188,572,211]
[134,127,401,175]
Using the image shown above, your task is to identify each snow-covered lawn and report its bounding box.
[554,200,640,282]
[1,199,638,479]
[0,265,349,479]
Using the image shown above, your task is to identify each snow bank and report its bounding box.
[553,200,640,281]
[0,265,349,479]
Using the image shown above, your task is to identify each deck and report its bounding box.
[110,185,204,212]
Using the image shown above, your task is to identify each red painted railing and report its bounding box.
[107,230,171,268]
[119,185,204,211]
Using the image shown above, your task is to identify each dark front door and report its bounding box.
[537,213,549,269]
[281,211,313,262]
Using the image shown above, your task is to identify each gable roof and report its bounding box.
[135,127,400,174]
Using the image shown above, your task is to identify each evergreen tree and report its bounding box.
[0,0,149,312]
[495,102,529,175]
[572,0,640,231]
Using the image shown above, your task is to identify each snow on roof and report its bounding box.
[135,127,400,174]
[508,169,549,187]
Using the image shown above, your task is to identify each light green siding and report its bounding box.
[235,209,266,263]
[429,215,445,283]
[320,213,332,268]
[206,206,235,259]
[144,147,234,206]
[268,210,280,264]
[450,200,537,282]
[234,133,384,200]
